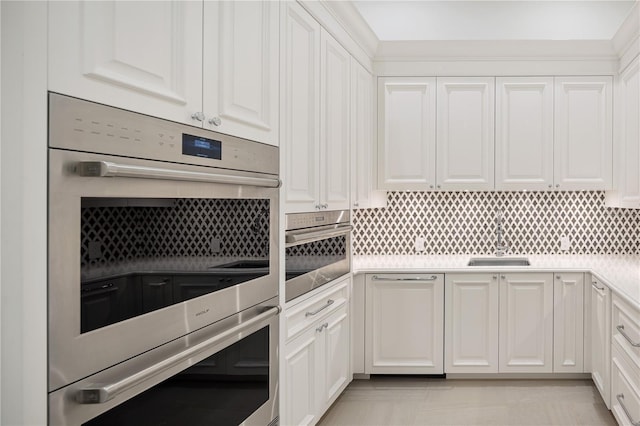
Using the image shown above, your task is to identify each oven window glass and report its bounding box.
[285,235,347,280]
[80,198,270,333]
[83,326,270,426]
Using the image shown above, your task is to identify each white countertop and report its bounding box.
[353,254,640,310]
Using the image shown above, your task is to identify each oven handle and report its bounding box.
[76,305,281,404]
[76,161,281,188]
[285,224,353,245]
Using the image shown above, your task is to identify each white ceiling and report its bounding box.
[352,1,636,41]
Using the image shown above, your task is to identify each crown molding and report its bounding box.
[612,1,640,72]
[318,0,379,59]
[375,40,617,62]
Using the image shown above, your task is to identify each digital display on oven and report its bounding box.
[182,134,222,160]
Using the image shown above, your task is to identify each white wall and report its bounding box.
[0,1,48,424]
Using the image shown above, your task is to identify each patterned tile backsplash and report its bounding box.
[353,191,640,255]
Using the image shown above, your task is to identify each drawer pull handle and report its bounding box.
[371,275,438,282]
[616,394,640,426]
[306,299,334,317]
[617,325,640,347]
[591,282,606,292]
[316,323,329,333]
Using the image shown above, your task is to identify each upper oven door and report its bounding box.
[48,149,279,392]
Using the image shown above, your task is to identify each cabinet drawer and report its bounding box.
[611,345,640,426]
[612,294,640,370]
[285,278,349,341]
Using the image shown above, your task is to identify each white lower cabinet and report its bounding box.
[445,272,582,375]
[365,274,444,374]
[283,277,352,426]
[591,277,612,408]
[610,293,640,425]
[445,273,499,373]
[553,273,585,372]
[499,273,554,373]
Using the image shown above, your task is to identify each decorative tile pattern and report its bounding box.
[81,199,270,268]
[353,191,640,255]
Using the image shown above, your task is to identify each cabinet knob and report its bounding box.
[208,116,222,126]
[556,275,561,280]
[191,111,205,122]
[556,184,560,188]
[437,185,441,189]
[315,204,321,210]
[493,275,497,280]
[322,204,328,209]
[548,184,552,188]
[429,184,434,189]
[501,275,506,279]
[353,202,359,207]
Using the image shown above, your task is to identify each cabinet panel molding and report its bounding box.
[496,77,554,190]
[377,77,437,190]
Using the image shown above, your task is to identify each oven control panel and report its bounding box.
[48,92,278,176]
[285,210,351,231]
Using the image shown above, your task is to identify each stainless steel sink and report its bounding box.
[467,257,531,267]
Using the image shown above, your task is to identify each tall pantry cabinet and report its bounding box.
[281,1,351,213]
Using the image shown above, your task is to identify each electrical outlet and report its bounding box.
[211,238,221,254]
[414,237,426,252]
[560,236,570,251]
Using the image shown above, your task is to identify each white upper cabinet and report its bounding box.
[281,5,351,213]
[49,1,203,126]
[607,57,640,208]
[281,1,321,213]
[202,1,279,145]
[320,29,351,211]
[495,77,554,191]
[377,77,437,190]
[351,60,386,209]
[437,77,495,191]
[554,76,613,190]
[49,1,279,146]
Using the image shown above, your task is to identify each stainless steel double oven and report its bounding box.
[48,93,280,425]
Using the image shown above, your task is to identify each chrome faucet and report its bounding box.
[495,209,508,257]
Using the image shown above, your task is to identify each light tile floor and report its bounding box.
[317,377,616,426]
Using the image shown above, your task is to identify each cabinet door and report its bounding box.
[202,1,279,145]
[553,273,585,372]
[554,76,613,190]
[284,327,319,426]
[365,274,444,374]
[591,278,611,408]
[351,60,386,209]
[499,273,553,373]
[140,275,173,314]
[319,305,351,411]
[437,77,495,191]
[281,1,321,213]
[445,273,499,373]
[48,1,203,126]
[607,59,640,208]
[495,77,554,191]
[377,77,437,190]
[320,29,351,211]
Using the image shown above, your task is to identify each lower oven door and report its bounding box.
[49,298,280,426]
[49,149,279,392]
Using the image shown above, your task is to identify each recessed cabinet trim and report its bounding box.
[377,77,437,190]
[495,77,554,190]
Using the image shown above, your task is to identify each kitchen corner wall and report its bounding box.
[353,191,640,255]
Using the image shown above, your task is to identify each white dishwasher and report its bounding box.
[364,273,444,374]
